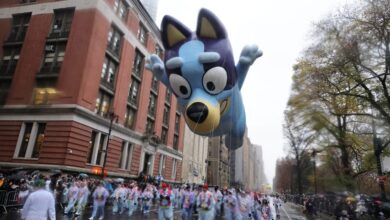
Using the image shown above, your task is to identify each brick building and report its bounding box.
[0,0,184,182]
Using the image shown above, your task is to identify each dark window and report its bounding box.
[146,117,154,135]
[161,127,168,144]
[95,90,113,118]
[151,76,159,93]
[155,45,163,58]
[0,46,21,75]
[107,26,122,57]
[173,134,179,150]
[40,42,66,74]
[132,50,144,77]
[96,133,107,166]
[163,105,170,126]
[100,56,118,89]
[20,0,36,3]
[0,80,11,105]
[87,131,98,164]
[138,23,148,45]
[50,9,74,38]
[175,113,180,134]
[148,93,157,116]
[113,0,129,21]
[124,105,136,129]
[119,142,132,169]
[128,77,140,105]
[165,89,171,104]
[8,13,31,42]
[18,122,33,158]
[31,123,46,158]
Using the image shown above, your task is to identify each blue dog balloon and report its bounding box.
[147,8,262,149]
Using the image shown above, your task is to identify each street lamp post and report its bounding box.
[101,112,118,179]
[371,113,386,201]
[311,150,318,194]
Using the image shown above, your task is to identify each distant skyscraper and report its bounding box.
[140,0,159,21]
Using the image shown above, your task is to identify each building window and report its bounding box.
[14,122,46,159]
[119,142,132,170]
[161,127,168,144]
[0,46,21,76]
[175,113,180,134]
[137,23,148,45]
[107,26,122,57]
[20,0,36,3]
[148,93,157,116]
[100,56,118,89]
[173,134,179,150]
[0,80,11,105]
[146,117,155,135]
[165,89,171,104]
[40,42,66,74]
[8,13,31,42]
[50,8,74,38]
[113,0,129,21]
[158,155,165,176]
[171,159,177,179]
[128,77,140,106]
[151,76,159,93]
[155,45,163,58]
[163,105,169,126]
[95,90,113,118]
[124,105,136,129]
[132,50,144,78]
[87,131,108,166]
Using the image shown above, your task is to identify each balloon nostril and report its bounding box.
[186,102,209,123]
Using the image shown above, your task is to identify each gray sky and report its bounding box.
[156,0,349,184]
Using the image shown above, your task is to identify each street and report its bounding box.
[0,200,333,220]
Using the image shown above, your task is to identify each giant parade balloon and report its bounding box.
[147,8,262,149]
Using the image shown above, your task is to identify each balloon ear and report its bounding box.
[196,8,227,39]
[161,15,192,49]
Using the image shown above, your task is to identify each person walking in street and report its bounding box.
[63,181,79,215]
[214,186,224,217]
[127,182,139,217]
[237,189,254,220]
[141,184,154,216]
[111,183,127,214]
[224,189,238,220]
[89,181,109,220]
[181,185,195,220]
[21,179,56,220]
[197,184,215,220]
[75,180,90,216]
[158,183,174,220]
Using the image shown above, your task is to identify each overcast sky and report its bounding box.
[156,0,350,184]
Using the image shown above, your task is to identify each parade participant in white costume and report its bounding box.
[21,179,56,220]
[181,185,195,220]
[127,183,139,216]
[214,186,224,216]
[112,183,127,214]
[75,180,90,216]
[141,184,154,215]
[224,189,238,220]
[89,181,109,220]
[261,199,273,220]
[158,183,174,220]
[64,181,79,215]
[197,184,215,220]
[237,190,254,220]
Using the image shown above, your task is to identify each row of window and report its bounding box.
[12,122,177,178]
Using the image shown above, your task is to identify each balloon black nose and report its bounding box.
[186,102,208,123]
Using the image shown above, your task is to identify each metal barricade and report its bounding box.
[4,191,21,213]
[0,190,7,213]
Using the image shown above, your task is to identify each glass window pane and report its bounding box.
[32,123,46,158]
[87,131,97,163]
[18,123,33,158]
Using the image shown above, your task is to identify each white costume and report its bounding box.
[21,189,56,220]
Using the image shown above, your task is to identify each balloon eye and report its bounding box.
[169,74,191,99]
[203,67,227,95]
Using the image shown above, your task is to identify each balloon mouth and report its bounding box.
[185,100,220,134]
[219,97,230,115]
